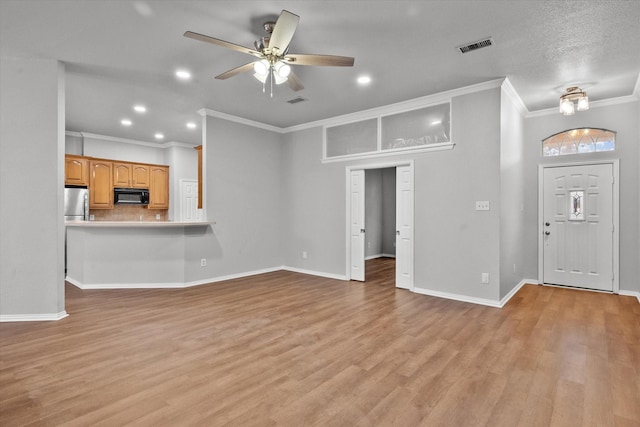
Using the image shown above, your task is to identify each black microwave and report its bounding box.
[114,188,149,205]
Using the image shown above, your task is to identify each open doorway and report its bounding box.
[347,161,414,289]
[364,168,396,284]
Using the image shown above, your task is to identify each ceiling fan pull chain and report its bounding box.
[270,68,274,98]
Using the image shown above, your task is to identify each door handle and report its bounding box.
[545,231,550,236]
[396,230,400,235]
[545,222,550,227]
[360,229,365,233]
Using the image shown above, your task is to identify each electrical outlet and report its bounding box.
[481,273,489,283]
[302,251,307,259]
[475,201,490,211]
[155,214,161,220]
[200,258,206,267]
[89,214,95,221]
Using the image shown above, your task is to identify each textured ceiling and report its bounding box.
[1,0,639,146]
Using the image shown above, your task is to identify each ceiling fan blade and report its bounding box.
[268,10,299,55]
[184,31,262,57]
[285,53,354,67]
[215,62,256,80]
[287,72,304,92]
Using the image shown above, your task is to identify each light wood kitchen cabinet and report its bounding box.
[131,164,150,188]
[113,163,150,188]
[89,160,113,209]
[65,155,89,186]
[148,165,169,209]
[112,162,132,187]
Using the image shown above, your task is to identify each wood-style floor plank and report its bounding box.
[1,258,639,426]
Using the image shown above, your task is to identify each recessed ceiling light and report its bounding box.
[133,105,147,113]
[175,69,192,80]
[186,122,197,129]
[121,119,132,126]
[430,120,442,126]
[357,75,371,85]
[154,133,164,140]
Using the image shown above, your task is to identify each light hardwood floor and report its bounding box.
[1,258,639,426]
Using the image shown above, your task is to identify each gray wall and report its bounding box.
[283,87,504,301]
[365,169,383,258]
[1,58,66,318]
[524,101,640,294]
[364,168,396,259]
[499,86,526,298]
[188,116,283,280]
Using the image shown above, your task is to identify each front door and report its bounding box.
[542,164,614,291]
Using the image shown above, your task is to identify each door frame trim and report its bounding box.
[345,160,414,288]
[537,159,619,293]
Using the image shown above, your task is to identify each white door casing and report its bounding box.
[350,170,365,281]
[180,179,202,222]
[396,165,414,289]
[540,162,617,292]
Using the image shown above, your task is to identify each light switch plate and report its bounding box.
[475,201,490,211]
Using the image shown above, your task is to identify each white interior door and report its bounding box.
[350,170,365,281]
[180,179,202,222]
[396,165,413,289]
[542,164,614,291]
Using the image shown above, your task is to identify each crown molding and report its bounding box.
[200,78,505,135]
[71,132,196,149]
[199,108,284,134]
[526,95,639,118]
[501,77,529,116]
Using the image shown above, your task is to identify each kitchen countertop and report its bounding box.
[65,220,214,228]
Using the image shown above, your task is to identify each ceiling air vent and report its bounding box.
[457,37,494,54]
[286,97,307,104]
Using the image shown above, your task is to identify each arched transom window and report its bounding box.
[542,128,616,157]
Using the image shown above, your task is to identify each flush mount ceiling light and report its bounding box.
[559,86,589,115]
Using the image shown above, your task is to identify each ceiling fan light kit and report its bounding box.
[559,86,589,115]
[184,10,354,97]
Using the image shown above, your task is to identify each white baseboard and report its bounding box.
[413,278,534,309]
[365,254,396,260]
[499,279,537,307]
[619,290,640,304]
[66,266,344,290]
[412,287,502,308]
[0,311,68,322]
[282,266,348,281]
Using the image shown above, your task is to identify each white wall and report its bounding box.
[524,100,640,294]
[0,57,66,319]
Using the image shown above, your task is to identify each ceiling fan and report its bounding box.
[184,10,355,96]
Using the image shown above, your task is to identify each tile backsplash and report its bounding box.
[90,205,167,221]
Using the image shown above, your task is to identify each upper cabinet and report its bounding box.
[65,155,89,186]
[112,162,132,188]
[65,154,168,210]
[89,160,113,209]
[148,165,169,209]
[113,162,150,188]
[131,164,150,188]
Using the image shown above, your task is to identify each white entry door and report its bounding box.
[180,179,202,222]
[350,170,366,281]
[542,164,614,291]
[396,165,414,289]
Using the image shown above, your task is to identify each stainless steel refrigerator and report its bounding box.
[64,187,89,221]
